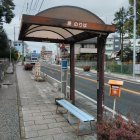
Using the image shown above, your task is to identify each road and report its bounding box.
[41,64,140,121]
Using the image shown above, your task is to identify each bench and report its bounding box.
[56,99,95,135]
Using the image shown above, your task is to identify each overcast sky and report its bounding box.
[3,0,129,53]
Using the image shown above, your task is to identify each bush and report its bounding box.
[83,66,91,71]
[96,114,140,140]
[24,63,33,71]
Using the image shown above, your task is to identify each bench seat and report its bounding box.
[56,99,95,135]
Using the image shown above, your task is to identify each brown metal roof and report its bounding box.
[18,6,115,44]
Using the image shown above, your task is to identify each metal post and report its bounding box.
[70,43,75,104]
[113,97,116,118]
[10,46,11,64]
[133,0,136,79]
[9,40,11,64]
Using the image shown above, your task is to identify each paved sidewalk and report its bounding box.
[16,64,97,140]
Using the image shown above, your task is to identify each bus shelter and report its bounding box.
[18,6,115,122]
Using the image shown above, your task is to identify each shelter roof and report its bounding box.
[18,6,115,44]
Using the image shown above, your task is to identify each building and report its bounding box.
[14,41,29,59]
[63,38,97,61]
[40,46,53,62]
[105,36,140,59]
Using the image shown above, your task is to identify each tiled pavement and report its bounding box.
[16,64,97,140]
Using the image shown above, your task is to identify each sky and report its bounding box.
[3,0,129,54]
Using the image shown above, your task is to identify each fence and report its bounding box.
[74,60,140,75]
[105,61,140,75]
[75,60,97,69]
[0,59,9,81]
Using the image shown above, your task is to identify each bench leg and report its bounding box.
[56,104,59,114]
[76,121,94,136]
[90,121,93,131]
[77,120,81,135]
[56,104,68,114]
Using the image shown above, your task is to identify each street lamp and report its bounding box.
[133,0,136,79]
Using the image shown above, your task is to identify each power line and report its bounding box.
[26,2,29,12]
[19,0,27,21]
[32,0,39,15]
[38,0,45,13]
[21,0,27,14]
[29,0,33,14]
[34,0,39,9]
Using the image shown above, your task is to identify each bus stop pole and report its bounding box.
[70,43,75,104]
[97,35,107,122]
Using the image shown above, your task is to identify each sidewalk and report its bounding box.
[0,64,20,140]
[16,63,97,140]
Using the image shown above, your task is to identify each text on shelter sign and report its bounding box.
[67,20,87,28]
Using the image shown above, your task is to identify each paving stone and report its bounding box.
[52,132,78,140]
[38,128,63,136]
[24,121,35,126]
[24,135,53,140]
[55,117,67,122]
[23,110,41,114]
[25,130,38,138]
[61,126,75,133]
[48,122,69,129]
[32,111,52,116]
[35,118,56,125]
[23,116,44,121]
[22,113,33,118]
[43,114,61,119]
[25,124,48,132]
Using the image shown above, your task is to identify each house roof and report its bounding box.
[18,6,115,44]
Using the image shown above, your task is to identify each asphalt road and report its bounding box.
[41,64,140,121]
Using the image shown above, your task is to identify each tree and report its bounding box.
[123,47,133,62]
[0,29,18,60]
[113,7,129,62]
[0,0,15,24]
[0,27,9,50]
[125,0,140,37]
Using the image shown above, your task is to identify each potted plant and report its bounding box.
[83,65,91,72]
[24,63,33,71]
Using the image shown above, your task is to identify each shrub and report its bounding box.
[24,63,33,71]
[96,114,140,140]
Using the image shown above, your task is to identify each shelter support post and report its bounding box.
[70,43,75,104]
[96,35,107,122]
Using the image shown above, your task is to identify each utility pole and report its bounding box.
[133,0,136,79]
[9,40,11,64]
[22,41,24,65]
[14,26,15,43]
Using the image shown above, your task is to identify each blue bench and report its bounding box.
[56,99,95,135]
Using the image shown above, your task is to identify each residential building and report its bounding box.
[105,36,140,59]
[64,38,97,61]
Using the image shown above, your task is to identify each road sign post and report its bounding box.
[35,62,41,81]
[61,59,68,98]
